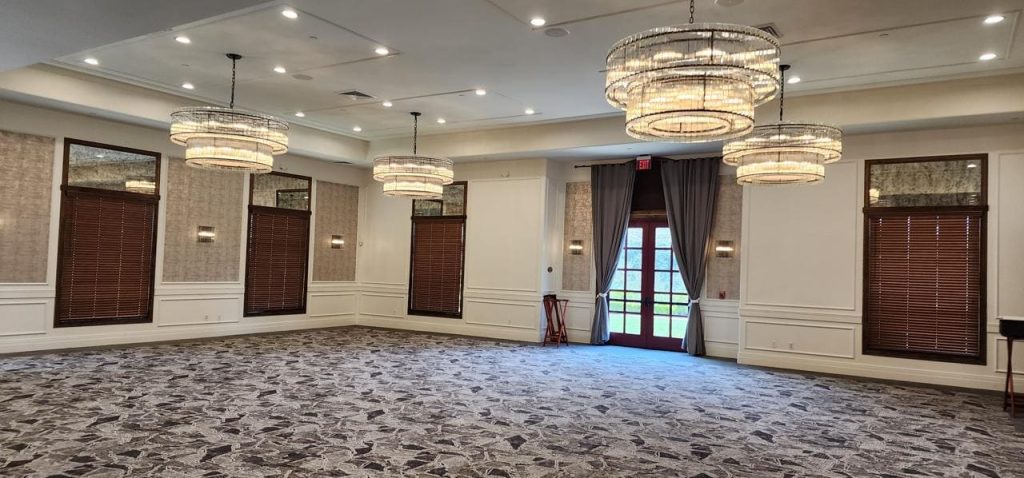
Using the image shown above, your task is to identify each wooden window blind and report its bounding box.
[55,139,160,328]
[864,211,985,361]
[244,206,310,316]
[409,217,466,318]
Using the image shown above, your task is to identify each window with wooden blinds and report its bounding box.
[244,172,311,316]
[55,139,160,327]
[409,217,466,318]
[863,155,987,364]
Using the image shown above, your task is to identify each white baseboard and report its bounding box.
[738,350,1004,391]
[357,315,540,343]
[0,316,357,355]
[705,341,738,359]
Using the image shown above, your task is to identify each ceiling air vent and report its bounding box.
[339,90,375,100]
[757,23,782,38]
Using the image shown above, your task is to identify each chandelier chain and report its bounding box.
[779,67,785,123]
[688,0,695,24]
[229,56,237,109]
[413,114,418,155]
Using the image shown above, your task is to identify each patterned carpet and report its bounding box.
[0,327,1021,477]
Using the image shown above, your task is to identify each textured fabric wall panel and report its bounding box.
[0,130,54,283]
[162,158,244,282]
[561,182,592,291]
[706,175,742,300]
[312,180,358,282]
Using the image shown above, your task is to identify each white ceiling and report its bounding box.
[0,0,267,71]
[37,0,1024,141]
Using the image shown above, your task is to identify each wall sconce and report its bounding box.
[715,240,734,258]
[197,226,216,243]
[331,234,345,249]
[569,239,584,255]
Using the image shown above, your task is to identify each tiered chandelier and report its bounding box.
[170,54,289,174]
[605,0,781,142]
[372,112,454,198]
[723,65,843,184]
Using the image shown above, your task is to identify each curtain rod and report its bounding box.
[573,156,721,168]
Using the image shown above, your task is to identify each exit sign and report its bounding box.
[636,156,652,170]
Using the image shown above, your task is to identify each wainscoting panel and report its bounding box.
[744,320,856,359]
[995,337,1024,375]
[359,292,407,319]
[156,296,241,327]
[308,292,357,318]
[702,299,739,358]
[463,299,540,330]
[0,300,48,336]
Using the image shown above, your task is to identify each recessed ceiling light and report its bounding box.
[436,118,446,124]
[83,57,99,66]
[375,47,390,56]
[787,76,802,84]
[295,112,305,117]
[475,88,487,96]
[530,17,546,27]
[524,108,535,115]
[281,8,298,19]
[382,101,393,107]
[274,66,287,74]
[979,52,998,61]
[175,35,191,45]
[182,82,195,90]
[353,126,362,132]
[984,15,1005,24]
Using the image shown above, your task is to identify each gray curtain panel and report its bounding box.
[590,162,636,344]
[661,157,720,356]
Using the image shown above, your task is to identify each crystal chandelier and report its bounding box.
[170,54,288,174]
[605,0,781,142]
[372,112,454,198]
[723,65,843,185]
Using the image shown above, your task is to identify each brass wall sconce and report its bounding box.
[197,226,216,243]
[331,234,345,249]
[569,239,584,255]
[715,240,735,258]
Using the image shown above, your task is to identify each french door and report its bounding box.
[607,219,689,351]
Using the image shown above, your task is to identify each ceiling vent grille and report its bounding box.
[339,90,375,100]
[757,23,782,38]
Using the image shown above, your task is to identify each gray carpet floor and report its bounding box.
[1,327,1022,477]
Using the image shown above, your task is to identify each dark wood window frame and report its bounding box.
[244,171,312,317]
[862,154,988,364]
[408,181,468,319]
[54,138,161,327]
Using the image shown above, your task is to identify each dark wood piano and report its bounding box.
[999,318,1024,417]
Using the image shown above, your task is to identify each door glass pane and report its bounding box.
[655,227,672,248]
[610,271,624,290]
[626,228,643,247]
[671,317,688,338]
[653,316,671,337]
[626,271,642,290]
[625,314,641,334]
[626,249,642,269]
[610,227,644,336]
[609,313,624,333]
[654,272,671,292]
[654,250,672,270]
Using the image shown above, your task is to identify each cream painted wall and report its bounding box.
[0,99,365,353]
[355,159,550,342]
[739,122,1024,391]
